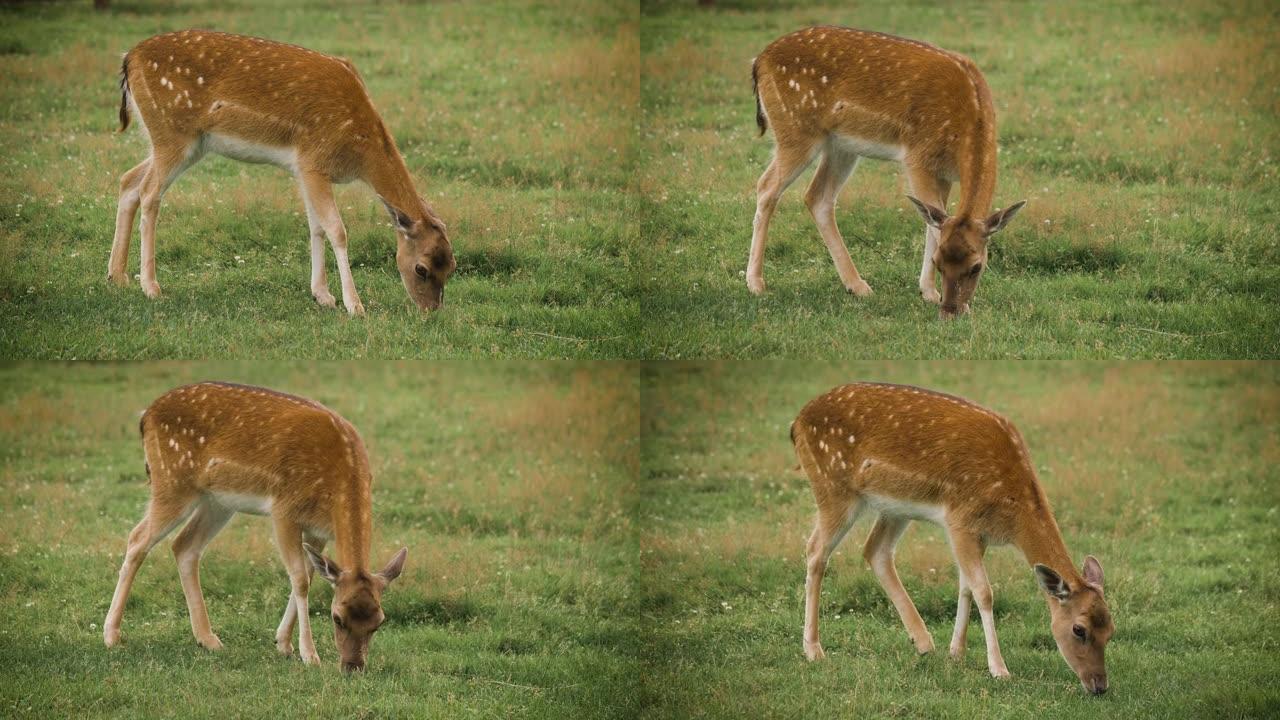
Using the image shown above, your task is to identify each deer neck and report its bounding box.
[1013,496,1083,589]
[325,443,373,572]
[952,72,999,221]
[360,133,422,223]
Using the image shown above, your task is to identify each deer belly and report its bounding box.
[203,132,298,173]
[862,492,946,524]
[830,134,905,162]
[210,491,273,516]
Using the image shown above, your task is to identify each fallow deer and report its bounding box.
[793,382,1113,693]
[103,382,408,672]
[109,30,455,315]
[749,27,1026,318]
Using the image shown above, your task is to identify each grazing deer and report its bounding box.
[103,382,408,672]
[109,30,455,315]
[748,27,1026,318]
[792,382,1113,694]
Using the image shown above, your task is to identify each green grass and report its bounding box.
[638,0,1280,358]
[0,1,638,358]
[637,361,1280,718]
[0,362,641,718]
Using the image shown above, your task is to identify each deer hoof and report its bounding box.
[199,634,223,651]
[845,279,873,297]
[804,642,826,662]
[921,287,941,304]
[312,290,336,308]
[747,275,766,295]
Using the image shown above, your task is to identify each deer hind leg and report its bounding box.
[137,141,203,299]
[803,496,865,661]
[273,515,321,665]
[171,500,234,650]
[747,141,817,295]
[108,157,152,286]
[299,182,336,309]
[906,166,952,304]
[300,171,363,316]
[275,534,324,656]
[804,143,870,297]
[863,516,934,653]
[103,493,199,647]
[947,527,1009,678]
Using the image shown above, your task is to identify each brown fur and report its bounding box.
[793,382,1114,693]
[108,30,455,314]
[103,382,407,672]
[746,27,1026,316]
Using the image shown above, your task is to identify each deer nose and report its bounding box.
[342,660,365,673]
[1090,676,1108,695]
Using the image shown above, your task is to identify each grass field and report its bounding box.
[0,1,637,359]
[638,1,1280,358]
[0,362,640,718]
[638,362,1280,718]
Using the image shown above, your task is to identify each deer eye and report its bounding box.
[1072,624,1087,641]
[333,615,346,630]
[414,264,429,280]
[968,263,983,277]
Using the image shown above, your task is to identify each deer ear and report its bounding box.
[304,543,342,584]
[984,200,1027,236]
[381,199,417,233]
[1034,563,1072,601]
[377,547,408,585]
[906,195,948,229]
[1082,555,1104,589]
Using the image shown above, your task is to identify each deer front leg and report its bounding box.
[274,516,320,665]
[275,536,324,656]
[301,172,363,316]
[919,225,942,304]
[299,184,336,308]
[906,169,951,304]
[949,529,1009,678]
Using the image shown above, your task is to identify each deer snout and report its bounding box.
[1086,674,1108,695]
[938,302,970,320]
[342,660,366,673]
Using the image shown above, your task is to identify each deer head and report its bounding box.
[1034,556,1114,694]
[386,199,455,311]
[305,544,408,672]
[908,197,1026,319]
